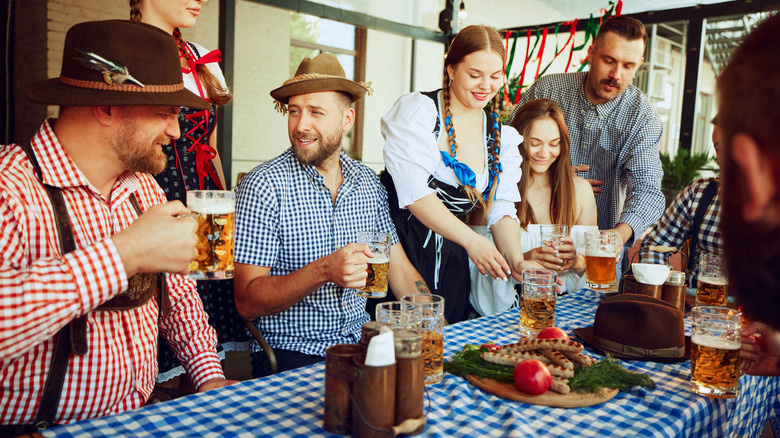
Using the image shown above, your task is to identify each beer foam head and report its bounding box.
[692,334,740,350]
[699,275,728,286]
[370,255,390,264]
[585,249,615,257]
[187,196,235,214]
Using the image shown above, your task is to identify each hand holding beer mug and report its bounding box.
[356,231,391,298]
[691,306,741,398]
[585,230,618,289]
[520,269,557,337]
[187,190,235,280]
[402,294,444,384]
[696,253,728,306]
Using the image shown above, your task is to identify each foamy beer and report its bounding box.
[520,269,557,337]
[356,231,391,298]
[402,294,445,384]
[584,230,618,288]
[690,306,741,398]
[696,253,728,306]
[186,190,235,280]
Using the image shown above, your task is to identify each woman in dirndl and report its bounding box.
[130,0,250,396]
[380,25,539,324]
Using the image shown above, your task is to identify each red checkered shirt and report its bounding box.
[0,120,223,425]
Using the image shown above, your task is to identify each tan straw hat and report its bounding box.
[25,20,210,110]
[270,53,372,113]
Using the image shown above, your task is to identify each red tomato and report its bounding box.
[480,343,501,352]
[536,327,569,341]
[513,360,552,395]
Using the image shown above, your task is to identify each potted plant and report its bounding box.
[659,148,714,207]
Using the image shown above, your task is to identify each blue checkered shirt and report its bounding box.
[638,177,722,279]
[234,149,399,357]
[513,72,665,245]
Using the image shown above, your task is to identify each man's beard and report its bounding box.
[721,159,780,328]
[290,128,343,168]
[114,120,168,174]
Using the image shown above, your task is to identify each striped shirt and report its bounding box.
[0,120,222,425]
[638,177,722,280]
[514,72,665,245]
[235,149,398,357]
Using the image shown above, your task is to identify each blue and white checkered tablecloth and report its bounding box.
[43,289,779,437]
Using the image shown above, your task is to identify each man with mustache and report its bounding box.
[717,13,780,377]
[512,16,664,255]
[0,20,235,434]
[233,54,430,376]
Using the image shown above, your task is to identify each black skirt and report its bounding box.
[370,171,475,324]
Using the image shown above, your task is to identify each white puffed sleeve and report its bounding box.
[486,124,524,227]
[185,42,228,92]
[381,92,443,209]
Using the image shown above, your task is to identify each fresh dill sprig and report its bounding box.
[443,344,514,383]
[568,355,655,393]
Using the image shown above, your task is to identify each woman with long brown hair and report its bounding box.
[130,0,248,398]
[471,99,597,316]
[381,25,538,323]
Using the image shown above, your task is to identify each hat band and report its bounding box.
[59,76,184,93]
[591,333,684,358]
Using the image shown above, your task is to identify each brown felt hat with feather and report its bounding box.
[270,53,372,113]
[25,20,210,110]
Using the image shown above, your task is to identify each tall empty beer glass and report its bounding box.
[356,231,391,298]
[585,230,618,289]
[187,190,235,280]
[520,269,557,337]
[696,253,728,307]
[540,224,568,247]
[690,306,741,398]
[402,294,444,384]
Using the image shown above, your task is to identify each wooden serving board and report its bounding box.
[465,375,619,408]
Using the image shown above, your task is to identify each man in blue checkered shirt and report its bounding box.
[511,16,664,250]
[638,116,722,284]
[233,54,430,377]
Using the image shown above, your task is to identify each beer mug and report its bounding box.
[376,301,422,333]
[186,190,235,280]
[540,224,568,247]
[401,294,444,385]
[696,253,728,306]
[357,231,391,298]
[584,230,618,289]
[519,269,557,337]
[690,306,741,398]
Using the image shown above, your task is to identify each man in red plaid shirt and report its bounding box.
[0,20,236,434]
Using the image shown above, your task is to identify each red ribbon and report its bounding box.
[534,27,548,81]
[616,0,623,16]
[565,19,578,73]
[515,29,533,105]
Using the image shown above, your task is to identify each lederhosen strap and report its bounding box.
[688,179,719,275]
[15,143,170,431]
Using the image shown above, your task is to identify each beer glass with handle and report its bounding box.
[696,253,728,307]
[519,269,557,337]
[401,293,444,385]
[186,190,235,280]
[356,231,391,298]
[584,230,618,289]
[690,306,741,398]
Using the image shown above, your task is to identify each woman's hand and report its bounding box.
[463,233,511,281]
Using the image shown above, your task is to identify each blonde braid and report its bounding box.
[442,67,483,207]
[129,0,142,21]
[483,93,502,214]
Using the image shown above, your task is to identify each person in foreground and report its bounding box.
[130,0,249,395]
[715,14,780,376]
[0,20,235,434]
[638,116,723,284]
[470,99,597,316]
[233,54,430,377]
[512,16,664,254]
[382,25,537,323]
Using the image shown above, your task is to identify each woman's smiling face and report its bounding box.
[447,49,504,110]
[525,117,561,175]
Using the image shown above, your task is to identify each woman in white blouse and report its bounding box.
[470,99,597,316]
[381,25,537,323]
